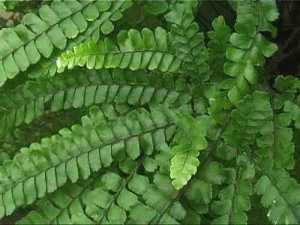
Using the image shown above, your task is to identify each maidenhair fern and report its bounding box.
[0,1,299,225]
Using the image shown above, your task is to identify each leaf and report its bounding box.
[256,170,300,224]
[170,115,212,189]
[57,27,181,73]
[224,1,278,103]
[0,107,176,218]
[144,1,169,15]
[170,149,200,189]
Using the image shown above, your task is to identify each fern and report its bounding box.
[0,106,179,217]
[211,155,254,224]
[256,169,300,224]
[165,1,209,80]
[0,70,191,138]
[1,0,300,224]
[224,1,278,104]
[57,27,181,73]
[170,114,212,189]
[0,0,132,81]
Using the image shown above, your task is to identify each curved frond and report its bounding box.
[0,70,191,138]
[27,0,133,79]
[57,27,182,73]
[256,169,300,224]
[0,0,132,82]
[0,106,177,218]
[211,155,254,224]
[224,0,278,104]
[18,164,186,225]
[207,16,232,80]
[170,114,212,189]
[0,103,133,160]
[0,0,133,84]
[223,90,295,170]
[165,1,209,80]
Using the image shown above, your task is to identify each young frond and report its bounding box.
[57,27,182,73]
[170,114,212,189]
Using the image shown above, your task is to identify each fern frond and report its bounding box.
[224,0,278,104]
[27,0,133,79]
[16,178,97,224]
[222,90,295,170]
[0,106,177,218]
[207,16,232,80]
[0,0,133,84]
[211,155,254,224]
[57,27,182,73]
[271,111,294,169]
[17,147,186,224]
[274,76,300,95]
[165,1,209,81]
[256,169,300,224]
[223,91,273,149]
[0,103,133,160]
[170,114,212,189]
[0,70,191,138]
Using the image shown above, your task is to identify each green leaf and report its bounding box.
[256,170,300,224]
[170,114,212,189]
[144,1,169,15]
[101,21,114,35]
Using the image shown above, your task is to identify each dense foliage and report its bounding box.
[0,0,299,224]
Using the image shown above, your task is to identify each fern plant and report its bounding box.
[0,0,299,224]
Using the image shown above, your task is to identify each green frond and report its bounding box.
[208,16,232,80]
[256,169,300,224]
[28,0,133,79]
[222,90,296,171]
[18,162,187,225]
[223,91,273,149]
[143,0,169,16]
[0,70,191,138]
[284,101,300,129]
[16,178,97,224]
[57,27,182,73]
[274,76,300,94]
[271,111,295,169]
[0,106,177,218]
[0,1,298,224]
[165,1,209,80]
[224,0,278,104]
[170,114,212,189]
[0,0,133,83]
[0,103,133,160]
[222,90,296,170]
[211,155,254,225]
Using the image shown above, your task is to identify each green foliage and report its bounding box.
[224,1,278,104]
[170,114,212,189]
[0,1,300,225]
[256,169,300,224]
[57,27,181,73]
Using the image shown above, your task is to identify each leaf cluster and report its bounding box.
[0,1,299,225]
